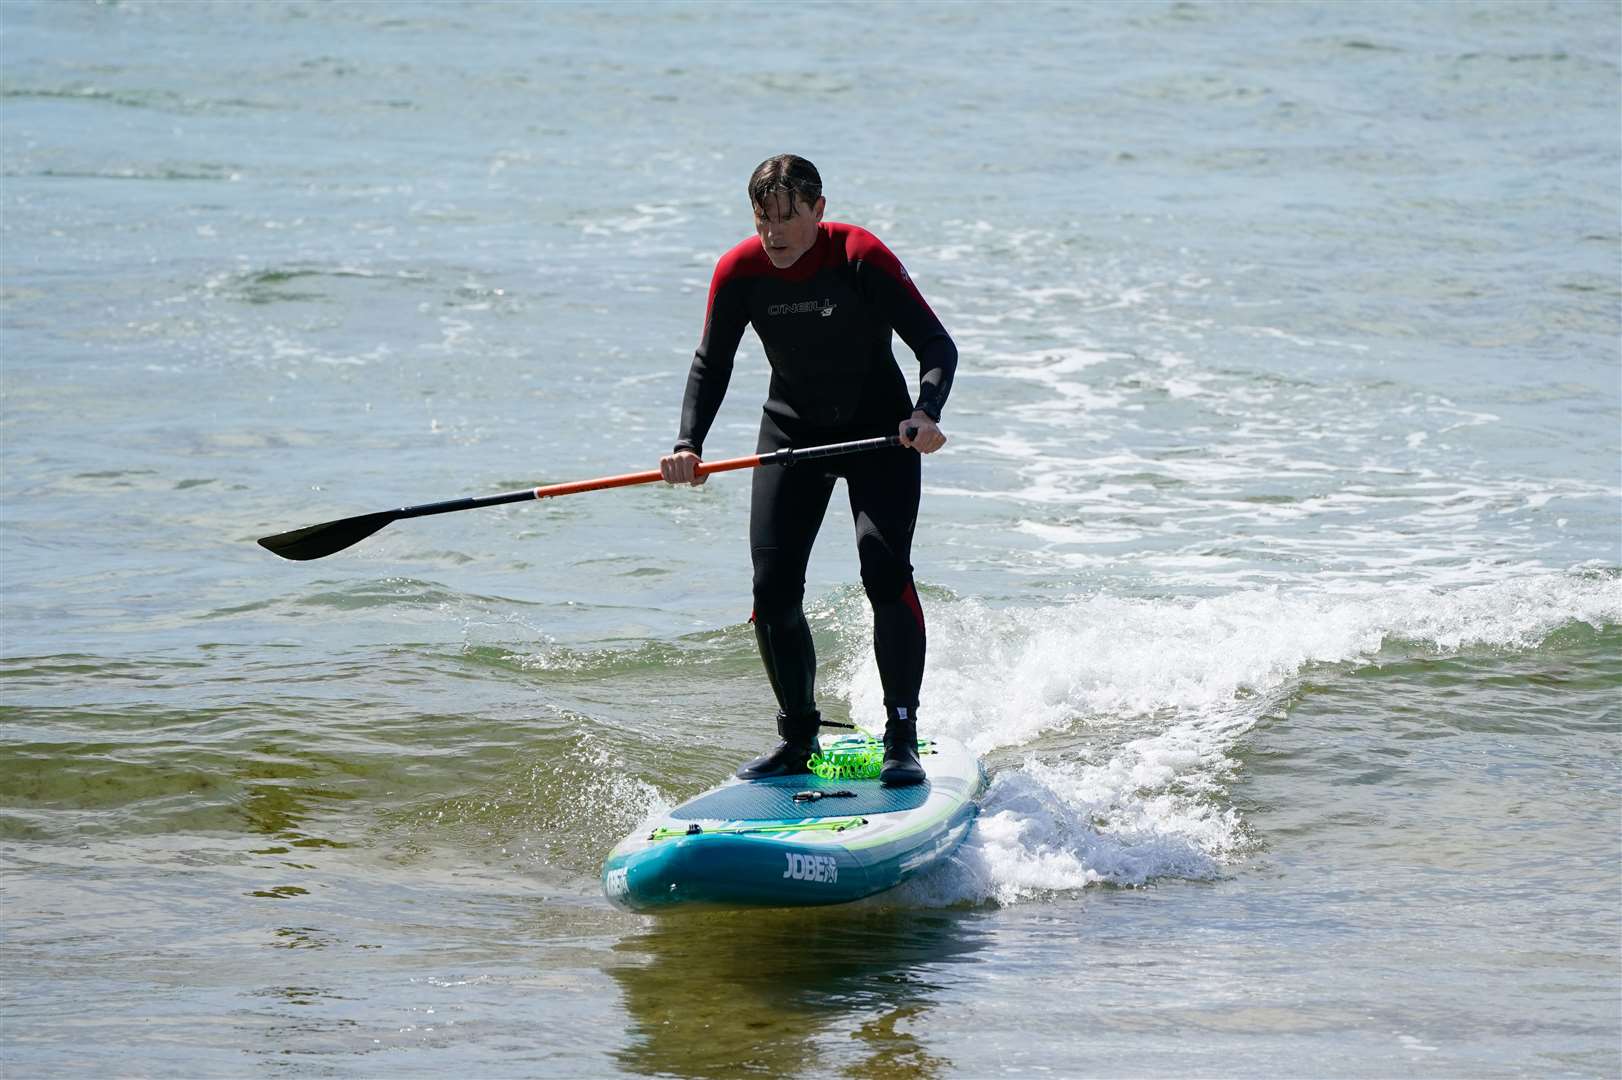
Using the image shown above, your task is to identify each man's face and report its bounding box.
[754,190,825,269]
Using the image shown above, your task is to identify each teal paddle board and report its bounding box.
[603,733,982,911]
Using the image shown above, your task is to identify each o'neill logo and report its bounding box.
[783,852,838,883]
[767,299,836,318]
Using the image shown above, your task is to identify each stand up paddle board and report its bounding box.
[603,732,982,911]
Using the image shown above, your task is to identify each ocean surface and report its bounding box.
[3,1,1619,1076]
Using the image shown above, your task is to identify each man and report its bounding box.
[660,154,957,787]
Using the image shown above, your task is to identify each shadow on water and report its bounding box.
[609,906,988,1079]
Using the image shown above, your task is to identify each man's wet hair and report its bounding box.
[748,154,822,217]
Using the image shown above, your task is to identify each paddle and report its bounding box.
[258,431,913,561]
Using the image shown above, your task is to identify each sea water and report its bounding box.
[2,1,1619,1076]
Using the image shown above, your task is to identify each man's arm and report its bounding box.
[848,228,958,424]
[666,251,751,484]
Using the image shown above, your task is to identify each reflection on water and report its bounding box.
[610,907,988,1079]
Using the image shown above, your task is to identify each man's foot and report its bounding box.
[736,711,822,780]
[880,709,926,787]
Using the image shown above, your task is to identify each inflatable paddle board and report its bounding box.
[603,732,982,911]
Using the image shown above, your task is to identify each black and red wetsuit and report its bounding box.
[674,221,957,723]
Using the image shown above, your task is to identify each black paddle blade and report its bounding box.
[257,510,401,561]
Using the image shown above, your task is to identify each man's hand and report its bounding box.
[660,450,707,486]
[899,411,947,454]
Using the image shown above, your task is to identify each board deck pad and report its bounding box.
[669,775,932,821]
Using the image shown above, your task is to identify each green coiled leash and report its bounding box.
[808,731,933,781]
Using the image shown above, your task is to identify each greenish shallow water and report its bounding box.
[2,1,1620,1076]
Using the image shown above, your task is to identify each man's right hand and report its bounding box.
[660,450,706,486]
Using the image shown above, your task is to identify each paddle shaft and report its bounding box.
[393,433,903,522]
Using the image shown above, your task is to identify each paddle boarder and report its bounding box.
[660,154,957,787]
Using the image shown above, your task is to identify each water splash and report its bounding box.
[834,567,1621,904]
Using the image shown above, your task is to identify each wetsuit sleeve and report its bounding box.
[675,255,751,456]
[849,231,958,421]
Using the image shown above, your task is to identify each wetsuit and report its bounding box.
[675,222,957,722]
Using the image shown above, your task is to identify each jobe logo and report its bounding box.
[605,867,629,898]
[783,852,838,883]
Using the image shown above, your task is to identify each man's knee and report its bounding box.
[857,536,913,602]
[752,554,804,621]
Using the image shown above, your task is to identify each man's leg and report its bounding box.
[844,444,927,785]
[735,447,837,779]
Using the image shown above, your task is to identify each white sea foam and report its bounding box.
[835,569,1620,905]
[578,203,690,236]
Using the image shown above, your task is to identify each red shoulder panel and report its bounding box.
[827,222,939,318]
[702,236,772,328]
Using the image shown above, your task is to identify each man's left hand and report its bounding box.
[899,411,947,454]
